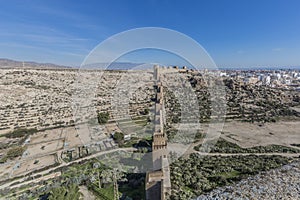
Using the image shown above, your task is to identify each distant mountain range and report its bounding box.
[0,58,71,69]
[81,62,151,70]
[1,58,298,71]
[0,58,146,70]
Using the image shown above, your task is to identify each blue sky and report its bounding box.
[0,0,300,68]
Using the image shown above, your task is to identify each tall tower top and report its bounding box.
[153,65,160,81]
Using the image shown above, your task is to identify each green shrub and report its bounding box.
[5,128,37,138]
[6,146,26,159]
[170,154,290,199]
[97,112,109,124]
[194,138,300,153]
[113,132,124,143]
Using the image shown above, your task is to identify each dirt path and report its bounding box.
[79,185,96,200]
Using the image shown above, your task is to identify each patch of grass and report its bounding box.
[89,184,115,200]
[132,116,147,121]
[132,116,148,126]
[121,139,138,148]
[215,170,241,179]
[134,120,148,126]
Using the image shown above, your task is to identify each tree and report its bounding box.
[48,184,82,200]
[113,132,124,144]
[97,112,110,124]
[65,184,82,200]
[48,186,67,200]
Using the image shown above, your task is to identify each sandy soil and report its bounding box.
[30,128,65,144]
[79,185,96,200]
[12,154,56,176]
[0,162,14,181]
[291,106,300,113]
[26,139,64,157]
[64,126,85,148]
[221,120,300,148]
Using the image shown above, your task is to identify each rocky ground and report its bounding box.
[197,161,300,200]
[0,69,154,135]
